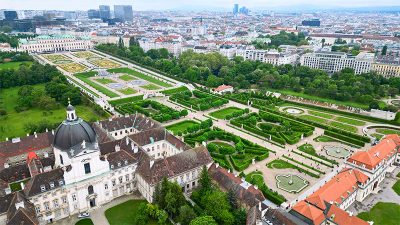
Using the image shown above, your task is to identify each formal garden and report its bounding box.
[267,159,321,178]
[183,125,270,172]
[161,86,189,96]
[275,174,309,193]
[72,51,97,59]
[225,91,284,108]
[89,58,120,69]
[108,68,172,88]
[170,90,228,111]
[58,63,88,73]
[119,88,138,95]
[297,144,338,165]
[41,54,70,63]
[209,107,248,119]
[114,100,188,123]
[230,111,314,145]
[244,171,286,204]
[75,71,120,98]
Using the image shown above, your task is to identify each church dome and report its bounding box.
[53,104,97,151]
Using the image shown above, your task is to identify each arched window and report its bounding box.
[88,185,94,195]
[59,155,64,165]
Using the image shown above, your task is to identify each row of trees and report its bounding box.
[0,51,33,62]
[96,41,400,110]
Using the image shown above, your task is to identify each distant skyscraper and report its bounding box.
[87,9,100,19]
[233,4,239,15]
[99,5,111,20]
[114,5,133,22]
[4,10,18,21]
[239,7,250,15]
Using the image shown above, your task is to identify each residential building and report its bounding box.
[236,49,298,66]
[213,85,234,94]
[372,57,400,77]
[300,51,374,74]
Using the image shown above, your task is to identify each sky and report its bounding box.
[0,0,399,11]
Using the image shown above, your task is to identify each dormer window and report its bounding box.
[40,185,46,192]
[111,165,114,169]
[49,182,55,189]
[124,160,128,165]
[59,180,64,186]
[118,162,121,167]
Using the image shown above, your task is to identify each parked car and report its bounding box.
[78,212,90,218]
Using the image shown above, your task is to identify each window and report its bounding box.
[35,206,41,213]
[44,202,50,211]
[84,163,91,174]
[104,183,108,190]
[119,176,123,183]
[53,199,59,207]
[59,155,63,165]
[112,180,116,187]
[62,196,67,204]
[125,174,130,182]
[50,182,55,189]
[88,185,94,195]
[72,194,77,201]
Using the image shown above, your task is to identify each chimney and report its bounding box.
[34,132,37,138]
[349,212,353,217]
[150,160,154,168]
[115,145,120,152]
[15,201,25,210]
[20,182,25,190]
[3,163,9,168]
[125,136,129,146]
[51,129,54,135]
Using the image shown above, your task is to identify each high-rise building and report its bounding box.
[99,5,111,20]
[87,9,100,19]
[233,4,239,15]
[239,6,249,15]
[114,5,133,22]
[3,10,18,21]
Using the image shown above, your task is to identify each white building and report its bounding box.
[300,51,374,74]
[19,34,93,53]
[0,104,212,225]
[139,37,182,56]
[236,49,298,66]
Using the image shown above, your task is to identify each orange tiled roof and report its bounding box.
[326,204,369,225]
[347,135,398,170]
[214,84,233,92]
[292,200,326,225]
[306,168,367,210]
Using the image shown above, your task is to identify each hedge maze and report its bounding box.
[115,100,188,123]
[184,127,270,172]
[230,111,314,145]
[170,90,228,111]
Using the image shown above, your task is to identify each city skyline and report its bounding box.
[0,0,399,11]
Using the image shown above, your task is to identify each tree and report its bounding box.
[178,205,197,225]
[0,26,12,33]
[129,36,139,46]
[118,36,125,49]
[189,216,218,225]
[199,165,212,194]
[133,203,149,225]
[200,191,234,225]
[381,45,388,55]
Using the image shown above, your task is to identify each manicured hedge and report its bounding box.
[324,130,366,147]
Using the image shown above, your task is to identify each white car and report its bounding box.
[78,212,90,218]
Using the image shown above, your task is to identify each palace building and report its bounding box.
[19,34,93,53]
[291,134,400,225]
[0,103,212,224]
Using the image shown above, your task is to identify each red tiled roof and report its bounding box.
[292,200,326,225]
[348,135,398,170]
[214,84,233,92]
[326,204,369,225]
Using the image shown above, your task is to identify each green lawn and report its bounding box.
[0,61,32,70]
[141,84,160,90]
[9,179,30,192]
[335,116,366,126]
[119,74,135,81]
[392,180,400,196]
[357,202,400,225]
[314,135,337,142]
[267,159,297,169]
[75,219,94,225]
[272,89,370,109]
[329,121,358,133]
[119,88,137,95]
[166,120,198,134]
[299,115,327,124]
[308,110,334,119]
[105,200,158,225]
[108,68,172,88]
[376,128,400,135]
[95,78,115,85]
[209,107,242,119]
[75,72,119,98]
[0,84,108,141]
[161,86,189,96]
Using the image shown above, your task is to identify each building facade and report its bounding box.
[300,51,374,74]
[236,49,298,66]
[19,34,93,53]
[0,104,212,225]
